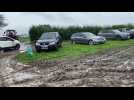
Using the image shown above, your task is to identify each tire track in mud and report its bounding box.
[0,51,44,87]
[40,46,134,87]
[1,46,134,87]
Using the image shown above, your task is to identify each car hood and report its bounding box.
[37,39,56,43]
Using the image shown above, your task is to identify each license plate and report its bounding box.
[42,45,48,49]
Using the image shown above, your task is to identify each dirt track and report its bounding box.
[1,46,134,87]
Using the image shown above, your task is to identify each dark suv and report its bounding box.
[35,32,62,52]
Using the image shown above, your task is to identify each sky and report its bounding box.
[0,12,134,35]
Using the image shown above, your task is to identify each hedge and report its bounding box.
[29,24,134,42]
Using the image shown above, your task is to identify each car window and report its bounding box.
[40,33,56,40]
[6,37,14,41]
[108,30,114,33]
[0,37,7,41]
[72,33,81,37]
[101,30,109,33]
[0,37,13,41]
[79,34,84,37]
[83,33,95,38]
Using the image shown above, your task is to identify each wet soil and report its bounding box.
[1,46,134,87]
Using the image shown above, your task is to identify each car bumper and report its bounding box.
[35,44,57,50]
[94,40,106,44]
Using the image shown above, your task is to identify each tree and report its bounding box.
[0,14,7,29]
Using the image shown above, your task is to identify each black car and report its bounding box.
[35,32,62,52]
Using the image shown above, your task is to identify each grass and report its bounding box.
[19,36,30,44]
[16,39,134,63]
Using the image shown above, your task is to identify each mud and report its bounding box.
[1,46,134,87]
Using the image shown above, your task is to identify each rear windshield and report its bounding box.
[83,32,96,38]
[40,33,56,40]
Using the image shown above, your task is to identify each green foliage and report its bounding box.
[112,23,134,29]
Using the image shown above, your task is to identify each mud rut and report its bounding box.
[1,46,134,87]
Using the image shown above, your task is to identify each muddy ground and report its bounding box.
[1,45,134,87]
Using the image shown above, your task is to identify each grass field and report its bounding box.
[16,39,134,63]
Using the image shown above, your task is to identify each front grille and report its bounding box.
[40,42,49,45]
[44,42,49,45]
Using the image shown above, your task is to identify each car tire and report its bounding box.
[15,44,20,50]
[88,40,94,45]
[55,45,58,51]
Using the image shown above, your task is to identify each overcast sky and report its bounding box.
[0,12,134,34]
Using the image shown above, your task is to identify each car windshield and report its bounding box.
[83,32,96,38]
[40,33,56,40]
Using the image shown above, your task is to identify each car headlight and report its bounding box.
[50,41,56,45]
[36,42,40,45]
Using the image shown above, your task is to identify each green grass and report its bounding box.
[16,39,134,63]
[19,36,30,44]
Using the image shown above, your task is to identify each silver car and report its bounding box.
[98,29,130,40]
[71,32,106,45]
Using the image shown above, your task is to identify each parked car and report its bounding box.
[70,32,106,45]
[35,32,62,52]
[98,29,130,40]
[0,36,20,51]
[126,29,134,38]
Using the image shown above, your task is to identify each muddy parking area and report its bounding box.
[1,45,134,87]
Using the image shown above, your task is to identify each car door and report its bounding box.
[104,30,114,39]
[4,37,15,48]
[72,33,81,43]
[0,37,6,48]
[75,34,85,43]
[79,34,88,44]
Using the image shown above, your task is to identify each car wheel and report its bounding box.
[55,45,59,51]
[15,44,20,50]
[88,40,94,45]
